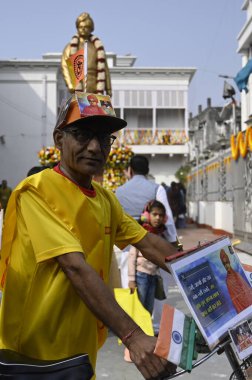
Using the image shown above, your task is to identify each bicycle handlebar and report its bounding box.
[161,339,232,380]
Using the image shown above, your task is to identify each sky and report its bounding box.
[0,0,245,115]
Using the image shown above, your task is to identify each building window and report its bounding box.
[156,90,185,107]
[124,109,153,129]
[156,109,185,129]
[113,90,120,107]
[123,90,153,107]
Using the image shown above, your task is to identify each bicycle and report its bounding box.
[161,236,252,380]
[161,336,252,380]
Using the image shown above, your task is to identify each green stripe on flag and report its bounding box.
[179,316,196,371]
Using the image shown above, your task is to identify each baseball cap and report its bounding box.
[55,92,127,133]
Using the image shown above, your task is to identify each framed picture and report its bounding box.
[167,236,252,348]
[229,320,252,360]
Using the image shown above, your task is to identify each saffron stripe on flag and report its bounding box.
[154,304,196,370]
[154,304,185,365]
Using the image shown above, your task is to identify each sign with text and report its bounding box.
[168,237,252,348]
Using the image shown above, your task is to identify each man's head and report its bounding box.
[76,12,94,39]
[87,94,99,106]
[129,155,149,176]
[53,92,127,186]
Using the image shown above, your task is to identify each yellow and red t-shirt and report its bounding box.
[0,168,146,376]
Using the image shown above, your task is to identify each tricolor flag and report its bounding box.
[154,304,197,371]
[66,49,84,89]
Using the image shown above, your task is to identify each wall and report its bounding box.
[187,148,252,242]
[194,201,234,234]
[147,154,185,186]
[0,64,58,187]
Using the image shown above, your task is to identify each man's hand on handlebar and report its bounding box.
[125,329,177,379]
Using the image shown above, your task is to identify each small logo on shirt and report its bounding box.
[105,226,111,235]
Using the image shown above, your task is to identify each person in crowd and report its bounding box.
[128,200,168,314]
[26,166,51,177]
[177,182,187,228]
[125,199,168,363]
[220,249,252,313]
[116,155,179,336]
[167,181,186,229]
[115,155,177,287]
[0,92,177,380]
[61,12,112,95]
[0,180,12,212]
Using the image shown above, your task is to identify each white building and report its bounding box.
[0,52,195,187]
[187,1,252,245]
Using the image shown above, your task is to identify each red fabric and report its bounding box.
[226,269,252,313]
[142,222,166,236]
[82,105,106,116]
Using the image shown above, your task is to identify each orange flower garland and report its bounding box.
[230,127,252,160]
[103,144,134,192]
[38,146,60,166]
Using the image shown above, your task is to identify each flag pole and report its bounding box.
[84,40,88,93]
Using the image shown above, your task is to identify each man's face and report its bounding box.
[54,126,113,185]
[78,20,93,39]
[88,97,98,106]
[149,207,165,228]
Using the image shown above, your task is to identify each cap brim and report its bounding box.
[67,115,127,134]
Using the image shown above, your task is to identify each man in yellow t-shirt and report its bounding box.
[0,92,177,379]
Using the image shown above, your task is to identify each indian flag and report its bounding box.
[154,304,197,371]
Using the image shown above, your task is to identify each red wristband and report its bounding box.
[121,326,140,344]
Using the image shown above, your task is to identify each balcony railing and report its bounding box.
[117,129,188,145]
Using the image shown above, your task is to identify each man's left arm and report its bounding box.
[133,232,178,271]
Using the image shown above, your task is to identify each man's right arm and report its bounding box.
[56,251,176,379]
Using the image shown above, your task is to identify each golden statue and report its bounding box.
[61,12,112,96]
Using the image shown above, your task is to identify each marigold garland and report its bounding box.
[103,144,134,192]
[38,146,60,166]
[230,127,252,160]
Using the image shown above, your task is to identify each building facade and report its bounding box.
[237,0,252,128]
[187,0,252,248]
[0,52,195,187]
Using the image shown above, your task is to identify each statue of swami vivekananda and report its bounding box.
[61,12,112,96]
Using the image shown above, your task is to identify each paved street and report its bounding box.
[96,225,252,380]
